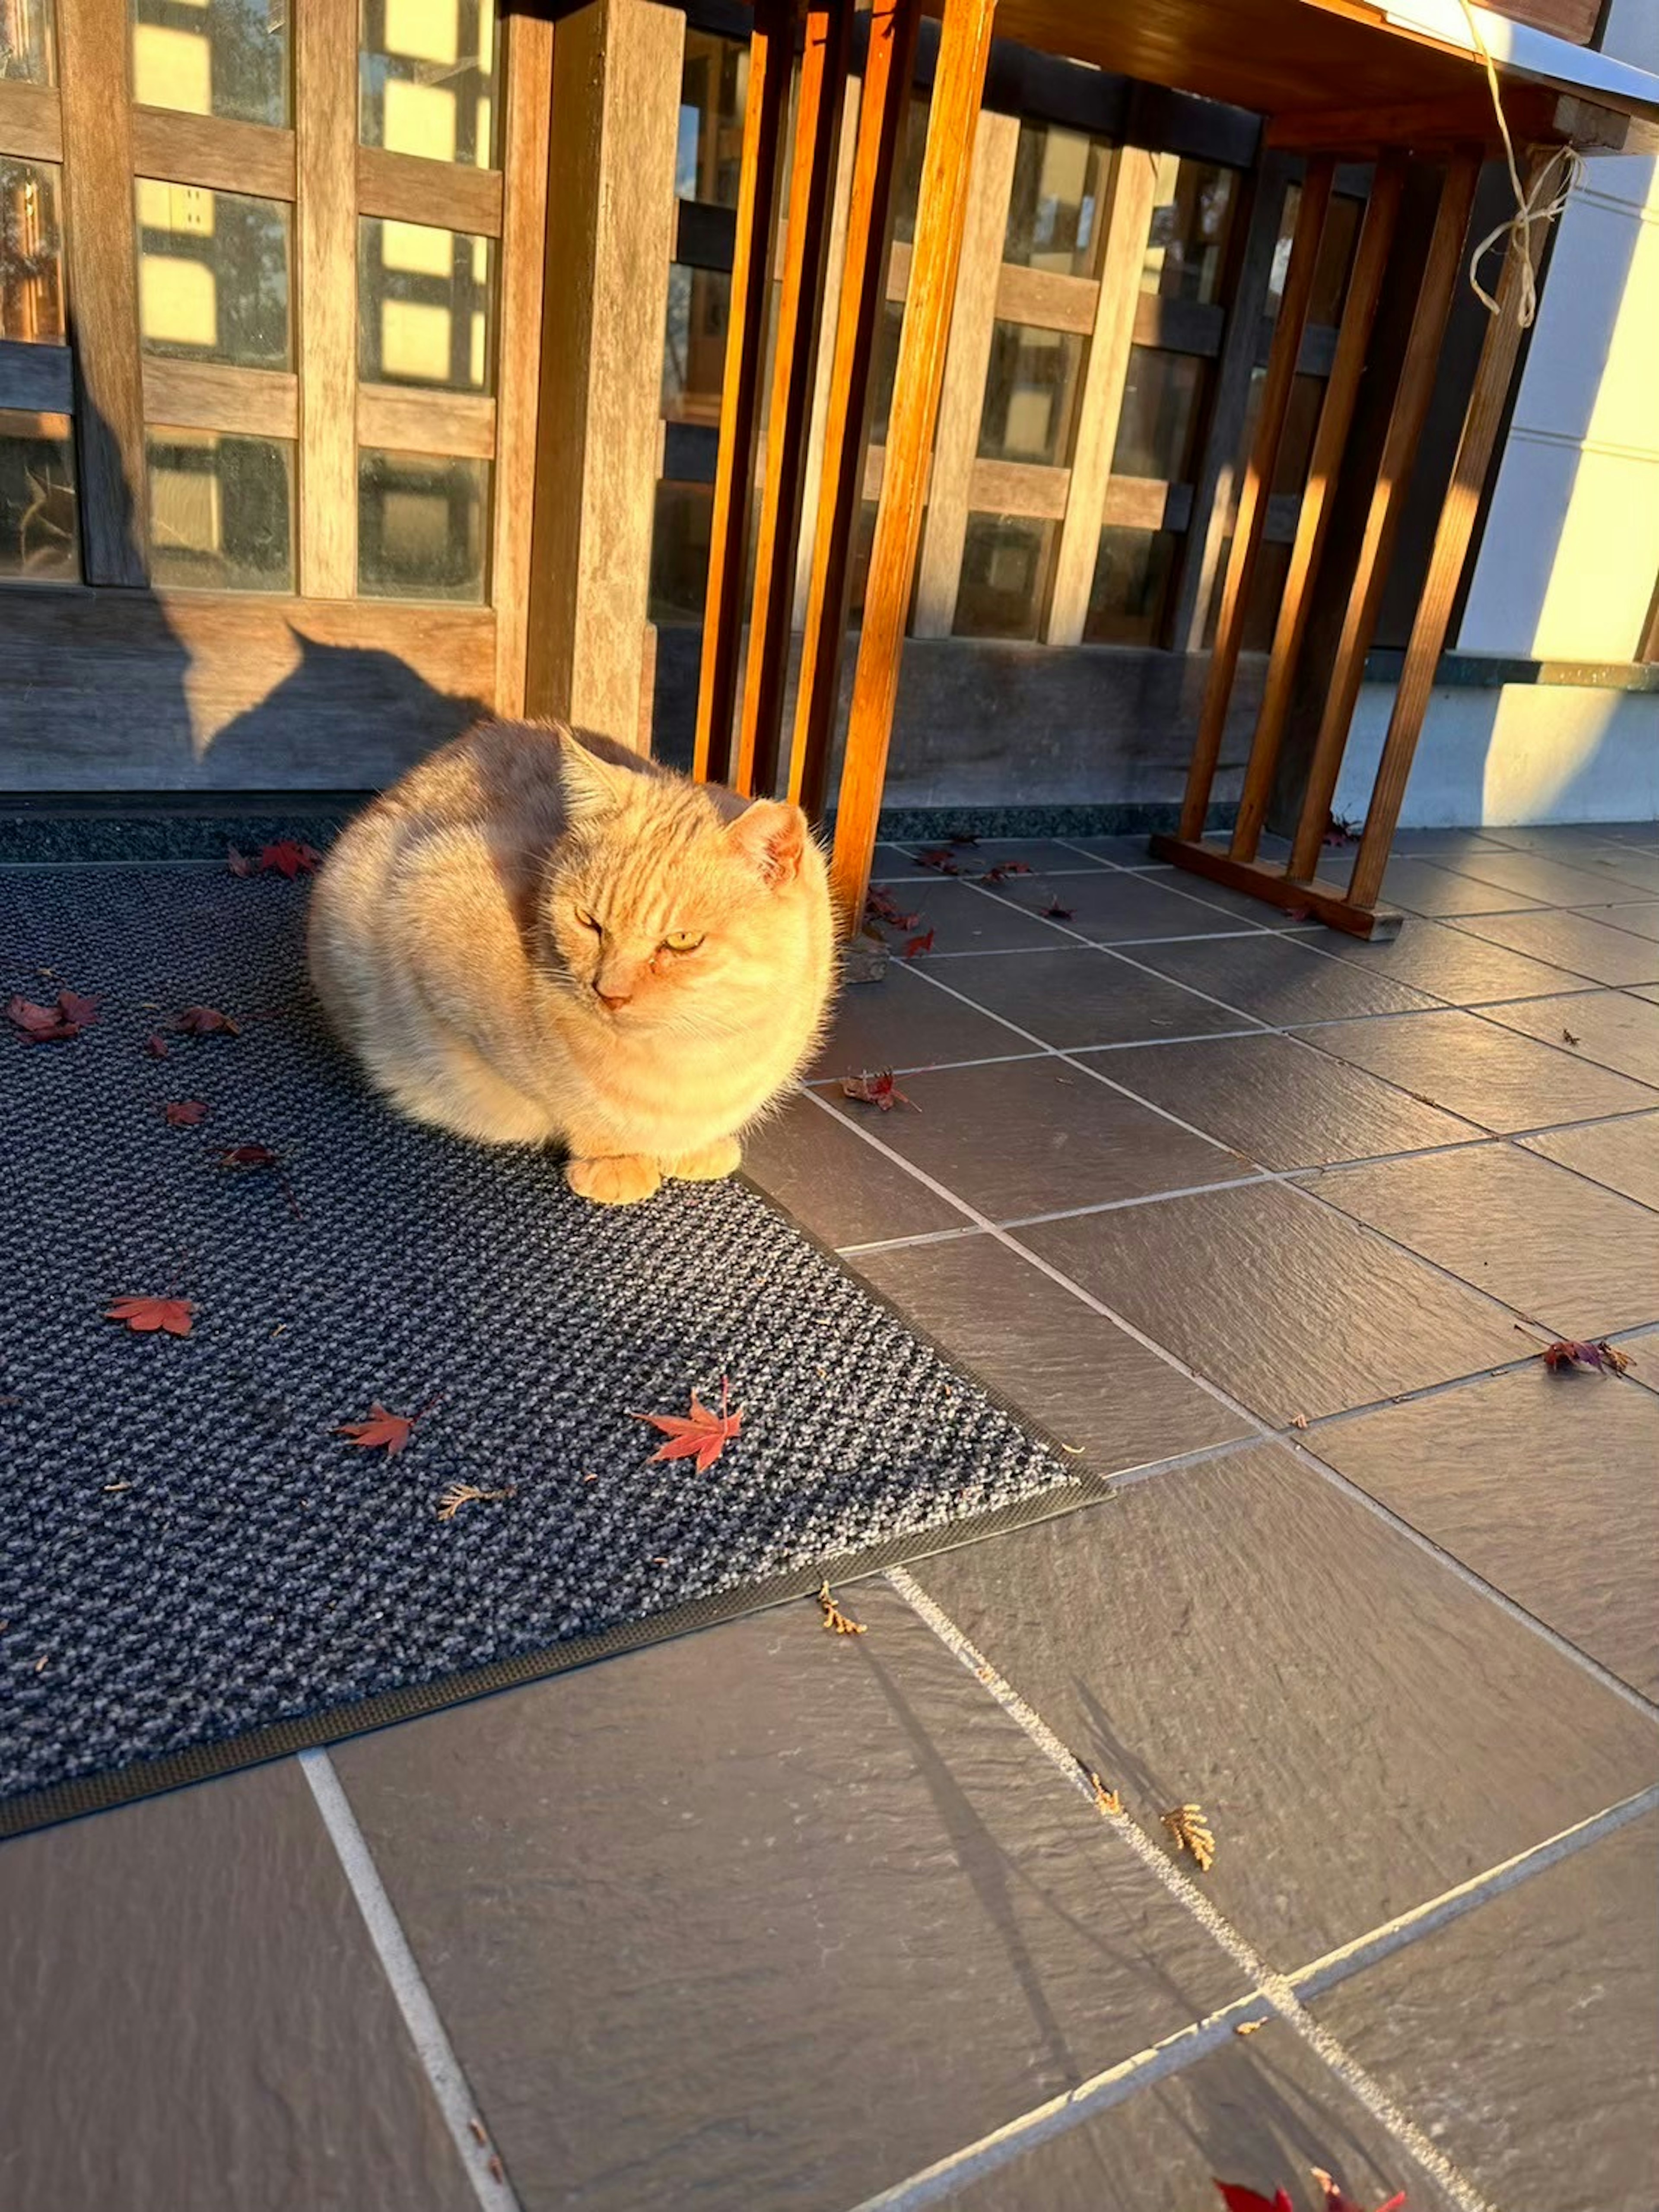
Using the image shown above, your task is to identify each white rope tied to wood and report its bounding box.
[1457,0,1586,328]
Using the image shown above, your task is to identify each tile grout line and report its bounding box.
[801,1087,1659,1725]
[873,1568,1501,2212]
[299,1750,521,2212]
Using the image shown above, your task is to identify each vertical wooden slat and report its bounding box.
[909,105,1018,638]
[1287,149,1480,882]
[1229,151,1405,863]
[734,0,852,798]
[829,0,996,922]
[786,0,920,820]
[296,0,358,599]
[492,12,553,714]
[1170,152,1294,656]
[1349,162,1551,910]
[526,0,683,743]
[1175,157,1334,841]
[692,0,794,784]
[56,0,146,585]
[1044,145,1159,647]
[789,78,861,632]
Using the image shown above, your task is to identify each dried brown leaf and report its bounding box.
[1162,1801,1217,1872]
[817,1579,867,1635]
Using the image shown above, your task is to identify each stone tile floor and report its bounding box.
[5,820,1659,2212]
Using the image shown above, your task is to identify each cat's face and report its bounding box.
[543,750,813,1037]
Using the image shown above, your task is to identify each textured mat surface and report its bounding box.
[1,866,1071,1827]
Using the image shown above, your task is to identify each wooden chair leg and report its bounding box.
[734,0,853,799]
[692,0,794,786]
[788,0,921,824]
[1285,149,1481,882]
[1174,156,1334,842]
[1349,156,1556,910]
[827,0,997,926]
[1229,152,1405,863]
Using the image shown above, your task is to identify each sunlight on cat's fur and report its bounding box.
[308,719,835,1204]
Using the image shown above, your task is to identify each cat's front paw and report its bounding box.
[662,1136,741,1182]
[566,1152,662,1206]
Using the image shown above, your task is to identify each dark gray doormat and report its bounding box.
[1,866,1090,1839]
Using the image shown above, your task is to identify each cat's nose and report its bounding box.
[595,986,631,1011]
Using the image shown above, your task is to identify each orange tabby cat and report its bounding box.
[308,718,835,1204]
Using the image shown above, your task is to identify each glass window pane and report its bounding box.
[0,414,77,580]
[1084,524,1176,646]
[889,99,929,248]
[1004,122,1108,278]
[676,28,747,208]
[359,217,495,392]
[1,155,66,344]
[359,0,498,167]
[662,262,728,426]
[648,478,710,624]
[977,322,1082,469]
[359,446,488,600]
[1270,184,1365,326]
[130,0,288,129]
[868,295,904,447]
[146,428,292,590]
[953,512,1054,640]
[1111,347,1206,481]
[846,495,880,623]
[1142,155,1236,305]
[1238,366,1325,500]
[0,0,55,81]
[136,181,290,370]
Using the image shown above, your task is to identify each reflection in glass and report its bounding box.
[1,156,65,343]
[1237,367,1325,501]
[953,513,1054,640]
[1111,347,1206,481]
[845,495,880,623]
[978,322,1081,469]
[0,0,55,82]
[648,478,711,624]
[359,0,498,167]
[359,217,494,392]
[146,428,292,590]
[1269,183,1365,325]
[867,295,904,446]
[1084,525,1176,646]
[662,262,728,427]
[0,417,77,580]
[676,28,746,208]
[359,447,489,600]
[1004,122,1108,277]
[888,100,930,248]
[130,0,288,128]
[136,181,290,369]
[1142,156,1236,305]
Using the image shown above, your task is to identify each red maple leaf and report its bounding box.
[865,887,921,931]
[633,1378,743,1473]
[903,930,934,960]
[259,839,323,880]
[144,1033,170,1058]
[226,845,255,878]
[218,1142,280,1168]
[8,989,96,1041]
[105,1296,195,1338]
[913,847,961,876]
[1214,2187,1296,2212]
[170,1005,240,1036]
[1541,1338,1630,1375]
[164,1100,208,1126]
[840,1068,918,1114]
[980,862,1033,884]
[1041,897,1075,920]
[336,1401,420,1455]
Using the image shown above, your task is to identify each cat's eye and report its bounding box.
[662,930,704,954]
[574,907,602,933]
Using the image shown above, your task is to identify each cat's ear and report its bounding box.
[559,733,632,820]
[728,799,808,887]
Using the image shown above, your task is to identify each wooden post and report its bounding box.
[910,105,1018,638]
[734,0,852,798]
[691,0,793,781]
[1285,149,1480,881]
[1175,158,1334,841]
[527,0,684,745]
[787,0,921,821]
[1229,152,1406,862]
[55,0,146,585]
[295,0,358,599]
[1043,147,1159,647]
[1170,153,1294,655]
[829,0,997,924]
[492,14,554,714]
[1349,159,1554,909]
